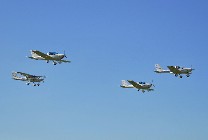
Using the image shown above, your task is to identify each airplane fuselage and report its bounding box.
[32,54,65,61]
[137,83,152,89]
[178,68,193,74]
[13,76,44,82]
[120,85,134,88]
[27,77,44,82]
[121,83,152,89]
[12,77,27,81]
[154,70,170,73]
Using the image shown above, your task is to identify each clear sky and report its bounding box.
[0,0,208,140]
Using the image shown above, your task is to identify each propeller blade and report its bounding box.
[151,80,155,87]
[64,50,67,58]
[191,65,195,70]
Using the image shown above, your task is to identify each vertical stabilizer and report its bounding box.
[30,50,39,58]
[121,80,129,87]
[12,72,21,80]
[155,64,163,72]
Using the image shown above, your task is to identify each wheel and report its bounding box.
[37,84,40,86]
[187,75,190,77]
[33,84,36,86]
[180,75,183,78]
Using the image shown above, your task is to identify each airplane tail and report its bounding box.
[155,64,163,72]
[12,72,19,80]
[30,50,39,58]
[121,80,129,87]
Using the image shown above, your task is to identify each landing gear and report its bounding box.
[53,62,57,65]
[46,60,49,63]
[179,75,183,78]
[175,74,178,77]
[186,75,190,77]
[26,82,40,86]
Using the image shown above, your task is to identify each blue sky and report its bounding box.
[0,0,208,139]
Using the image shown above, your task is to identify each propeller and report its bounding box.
[151,80,155,87]
[191,65,195,71]
[63,50,67,58]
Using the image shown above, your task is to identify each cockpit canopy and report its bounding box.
[47,52,58,55]
[139,82,146,84]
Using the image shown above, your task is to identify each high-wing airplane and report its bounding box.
[167,65,194,78]
[154,64,194,78]
[12,71,45,86]
[27,50,71,65]
[120,80,154,93]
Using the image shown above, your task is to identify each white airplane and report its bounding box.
[12,71,45,86]
[120,80,154,93]
[154,64,194,78]
[27,50,71,65]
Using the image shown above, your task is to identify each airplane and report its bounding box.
[120,80,154,93]
[27,50,71,65]
[154,64,194,78]
[12,71,46,86]
[167,65,194,78]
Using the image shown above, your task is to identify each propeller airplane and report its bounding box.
[27,50,71,65]
[12,71,46,86]
[120,80,155,93]
[154,64,194,78]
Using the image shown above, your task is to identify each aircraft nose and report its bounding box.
[60,54,65,59]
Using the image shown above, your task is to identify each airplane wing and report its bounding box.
[27,56,37,60]
[17,72,32,77]
[147,88,154,91]
[127,80,143,89]
[167,66,181,74]
[17,72,43,78]
[32,50,54,60]
[59,59,71,63]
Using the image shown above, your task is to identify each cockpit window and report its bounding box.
[48,52,57,55]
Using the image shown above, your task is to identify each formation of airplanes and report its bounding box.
[12,50,194,91]
[12,50,71,86]
[120,64,194,93]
